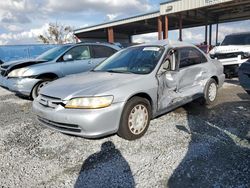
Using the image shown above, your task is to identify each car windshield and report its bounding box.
[221,34,250,46]
[36,45,71,61]
[94,46,165,74]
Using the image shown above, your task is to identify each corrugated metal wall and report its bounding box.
[160,0,234,15]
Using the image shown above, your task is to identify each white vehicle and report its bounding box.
[210,32,250,77]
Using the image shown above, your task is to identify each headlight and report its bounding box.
[65,96,114,109]
[242,52,250,59]
[8,68,29,77]
[210,54,215,59]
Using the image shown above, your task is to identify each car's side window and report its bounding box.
[92,45,116,58]
[64,46,91,61]
[179,47,207,68]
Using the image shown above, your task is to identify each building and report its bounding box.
[74,0,250,45]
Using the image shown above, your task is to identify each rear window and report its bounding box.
[92,45,116,58]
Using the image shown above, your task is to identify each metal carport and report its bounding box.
[74,0,250,45]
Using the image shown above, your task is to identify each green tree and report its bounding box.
[38,23,76,44]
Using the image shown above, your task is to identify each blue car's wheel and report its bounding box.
[31,79,51,100]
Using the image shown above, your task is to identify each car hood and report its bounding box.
[210,45,250,54]
[1,59,48,70]
[40,72,142,100]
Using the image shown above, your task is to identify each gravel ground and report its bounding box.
[0,79,249,188]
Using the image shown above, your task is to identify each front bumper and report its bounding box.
[32,99,125,138]
[0,75,40,96]
[217,57,247,66]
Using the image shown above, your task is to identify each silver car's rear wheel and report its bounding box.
[128,104,149,135]
[203,78,218,105]
[118,97,151,140]
[208,83,217,102]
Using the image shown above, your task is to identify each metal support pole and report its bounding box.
[158,16,163,40]
[179,14,183,41]
[205,14,208,44]
[216,23,219,45]
[129,35,133,43]
[205,24,208,44]
[209,24,212,46]
[107,27,114,43]
[163,15,169,39]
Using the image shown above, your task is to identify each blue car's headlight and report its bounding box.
[65,96,114,109]
[8,68,29,77]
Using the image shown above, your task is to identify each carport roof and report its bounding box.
[74,11,160,34]
[74,0,250,41]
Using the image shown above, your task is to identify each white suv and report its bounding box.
[210,32,250,77]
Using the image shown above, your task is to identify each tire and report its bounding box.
[118,97,152,140]
[31,79,52,100]
[203,78,218,105]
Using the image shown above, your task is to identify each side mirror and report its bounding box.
[63,54,73,61]
[216,42,221,46]
[158,59,170,75]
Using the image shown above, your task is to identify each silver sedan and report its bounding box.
[33,40,225,140]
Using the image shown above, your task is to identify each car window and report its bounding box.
[92,45,116,58]
[179,47,207,68]
[64,46,90,61]
[94,46,165,74]
[221,34,250,45]
[37,45,71,61]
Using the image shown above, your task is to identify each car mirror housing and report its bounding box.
[158,59,170,75]
[63,54,73,61]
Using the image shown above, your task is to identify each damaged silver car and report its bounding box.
[0,43,120,99]
[33,40,225,140]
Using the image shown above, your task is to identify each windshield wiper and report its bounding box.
[106,70,133,74]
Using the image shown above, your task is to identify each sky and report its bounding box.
[0,0,250,45]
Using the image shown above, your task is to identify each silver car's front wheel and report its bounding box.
[118,97,151,140]
[31,80,51,100]
[128,104,149,135]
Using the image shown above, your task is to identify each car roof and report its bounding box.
[132,39,195,49]
[226,32,250,36]
[74,42,121,50]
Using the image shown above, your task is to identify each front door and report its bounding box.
[157,50,180,112]
[60,45,93,76]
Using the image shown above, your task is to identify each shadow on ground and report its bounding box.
[224,78,240,86]
[168,98,250,187]
[74,141,135,188]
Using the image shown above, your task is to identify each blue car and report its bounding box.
[0,43,120,99]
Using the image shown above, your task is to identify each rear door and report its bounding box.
[59,45,93,76]
[177,47,210,95]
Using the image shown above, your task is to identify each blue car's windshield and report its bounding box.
[36,45,71,61]
[94,46,165,74]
